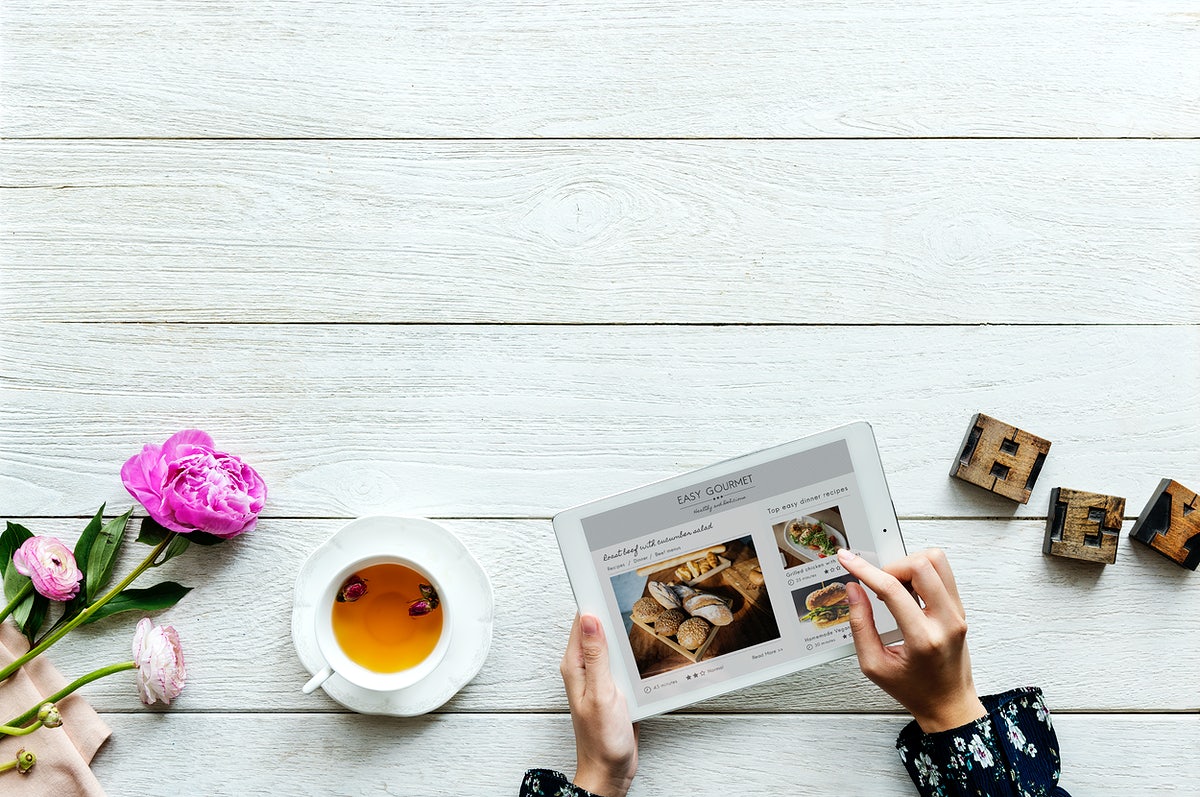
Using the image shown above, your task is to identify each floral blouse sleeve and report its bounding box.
[519,769,607,797]
[896,687,1070,797]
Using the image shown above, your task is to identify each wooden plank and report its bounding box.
[1,323,1196,519]
[90,712,1198,796]
[16,518,1199,714]
[2,140,1198,323]
[2,1,1198,138]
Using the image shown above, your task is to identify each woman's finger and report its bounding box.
[924,548,964,616]
[844,581,887,679]
[883,552,961,625]
[836,549,928,635]
[560,613,584,699]
[578,614,614,694]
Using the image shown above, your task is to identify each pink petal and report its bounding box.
[160,430,215,461]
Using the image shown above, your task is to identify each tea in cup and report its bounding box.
[302,555,451,694]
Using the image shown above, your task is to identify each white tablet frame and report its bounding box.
[552,421,907,720]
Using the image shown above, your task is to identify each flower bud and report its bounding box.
[132,619,187,706]
[37,703,62,728]
[15,748,35,775]
[12,536,83,601]
[418,583,440,609]
[408,599,433,617]
[337,575,367,603]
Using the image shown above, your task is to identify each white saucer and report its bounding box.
[292,516,494,716]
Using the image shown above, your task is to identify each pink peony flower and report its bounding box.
[132,618,186,705]
[12,536,83,601]
[121,430,267,539]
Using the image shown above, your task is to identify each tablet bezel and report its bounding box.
[552,421,907,720]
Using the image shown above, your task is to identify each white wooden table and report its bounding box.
[2,2,1198,794]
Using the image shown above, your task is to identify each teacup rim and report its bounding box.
[314,554,453,691]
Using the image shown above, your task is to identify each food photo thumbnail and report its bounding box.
[772,506,850,569]
[610,536,780,679]
[791,574,857,630]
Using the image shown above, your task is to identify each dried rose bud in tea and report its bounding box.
[337,575,367,603]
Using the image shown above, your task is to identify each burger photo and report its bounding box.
[799,582,851,629]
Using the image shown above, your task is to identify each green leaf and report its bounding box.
[15,592,48,645]
[0,522,34,579]
[81,581,192,625]
[85,507,132,603]
[137,517,193,566]
[67,505,107,616]
[4,564,47,644]
[157,534,191,565]
[181,530,227,546]
[136,516,172,546]
[3,561,31,605]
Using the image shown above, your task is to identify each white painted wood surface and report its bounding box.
[2,324,1196,519]
[89,714,1199,796]
[2,1,1197,795]
[2,1,1198,137]
[3,141,1198,323]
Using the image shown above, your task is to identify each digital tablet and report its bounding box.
[552,421,907,720]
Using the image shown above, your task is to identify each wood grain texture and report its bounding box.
[89,712,1199,796]
[1043,487,1125,565]
[1,323,1196,519]
[3,140,1199,323]
[3,1,1198,138]
[951,412,1052,504]
[16,518,1198,714]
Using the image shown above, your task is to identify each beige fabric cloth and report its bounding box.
[0,622,110,796]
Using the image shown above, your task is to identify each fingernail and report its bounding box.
[581,615,599,636]
[845,581,863,605]
[837,548,857,563]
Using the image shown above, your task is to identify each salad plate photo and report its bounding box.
[779,516,848,563]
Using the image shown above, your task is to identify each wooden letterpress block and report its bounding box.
[1043,487,1125,565]
[1128,479,1200,571]
[950,413,1051,504]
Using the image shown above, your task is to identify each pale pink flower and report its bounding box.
[121,430,267,539]
[132,618,187,705]
[12,536,83,601]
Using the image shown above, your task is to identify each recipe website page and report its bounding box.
[579,440,898,709]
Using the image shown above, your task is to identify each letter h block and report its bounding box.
[950,413,1051,504]
[1128,479,1200,571]
[1043,487,1125,565]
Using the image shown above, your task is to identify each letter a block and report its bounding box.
[1129,479,1200,571]
[1043,487,1125,565]
[951,413,1051,504]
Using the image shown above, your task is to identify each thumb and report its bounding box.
[579,614,613,691]
[845,581,886,678]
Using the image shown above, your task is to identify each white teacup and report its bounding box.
[302,554,452,694]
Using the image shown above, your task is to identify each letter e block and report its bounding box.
[950,413,1051,504]
[1128,479,1200,571]
[1043,487,1125,565]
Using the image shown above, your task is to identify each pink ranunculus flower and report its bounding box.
[12,536,83,601]
[132,618,186,706]
[121,430,267,539]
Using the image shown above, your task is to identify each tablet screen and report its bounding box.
[555,424,904,718]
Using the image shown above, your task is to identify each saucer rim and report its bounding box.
[291,515,494,716]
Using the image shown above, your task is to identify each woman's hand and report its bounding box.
[560,614,639,797]
[836,547,987,733]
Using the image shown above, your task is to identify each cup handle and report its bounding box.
[302,665,334,695]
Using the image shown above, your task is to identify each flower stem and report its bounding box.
[0,533,174,683]
[4,661,136,730]
[0,721,42,737]
[0,581,33,624]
